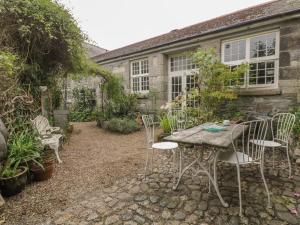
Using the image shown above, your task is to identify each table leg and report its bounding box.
[173,151,228,208]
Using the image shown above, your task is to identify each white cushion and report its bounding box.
[250,139,281,147]
[218,151,253,164]
[152,142,178,150]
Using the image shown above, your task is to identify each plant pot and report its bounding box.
[0,166,28,197]
[20,159,37,184]
[30,159,54,181]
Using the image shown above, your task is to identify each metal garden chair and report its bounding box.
[251,113,295,178]
[142,115,178,179]
[167,109,187,135]
[167,109,188,174]
[213,119,270,216]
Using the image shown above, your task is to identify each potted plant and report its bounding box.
[8,129,43,171]
[30,149,55,181]
[0,160,28,197]
[157,114,171,141]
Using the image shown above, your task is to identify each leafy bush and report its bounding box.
[104,94,137,119]
[291,107,300,140]
[95,109,108,127]
[0,0,102,134]
[2,129,42,177]
[96,75,139,134]
[159,115,171,133]
[100,75,137,119]
[181,48,247,124]
[69,87,96,122]
[1,161,19,178]
[8,129,42,166]
[104,118,140,134]
[69,109,95,122]
[0,0,88,90]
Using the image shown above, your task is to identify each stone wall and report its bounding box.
[100,18,300,114]
[66,76,103,108]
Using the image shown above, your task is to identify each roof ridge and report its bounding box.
[180,0,280,31]
[105,0,280,54]
[95,0,299,62]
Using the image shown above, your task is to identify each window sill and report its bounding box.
[238,88,281,96]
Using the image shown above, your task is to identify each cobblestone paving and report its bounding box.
[41,150,300,225]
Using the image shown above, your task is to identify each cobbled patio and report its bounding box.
[46,151,300,225]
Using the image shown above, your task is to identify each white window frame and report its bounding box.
[130,58,149,94]
[221,30,280,89]
[168,54,197,104]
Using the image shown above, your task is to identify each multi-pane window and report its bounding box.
[132,61,140,75]
[249,61,275,85]
[169,55,198,106]
[224,40,246,62]
[141,76,149,91]
[141,60,149,74]
[186,75,197,107]
[132,77,140,92]
[131,59,149,93]
[250,33,276,58]
[222,31,279,88]
[170,55,196,72]
[171,76,182,100]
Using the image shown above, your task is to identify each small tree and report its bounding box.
[188,48,247,123]
[0,0,89,94]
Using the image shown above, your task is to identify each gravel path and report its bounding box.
[4,122,146,225]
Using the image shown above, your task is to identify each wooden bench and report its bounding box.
[31,115,63,163]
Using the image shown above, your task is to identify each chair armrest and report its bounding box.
[49,127,62,134]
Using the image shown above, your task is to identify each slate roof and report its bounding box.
[94,0,300,63]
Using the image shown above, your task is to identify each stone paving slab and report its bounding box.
[44,152,300,225]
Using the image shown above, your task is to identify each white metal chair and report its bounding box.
[251,113,295,178]
[167,109,187,135]
[213,119,270,216]
[167,109,188,174]
[31,115,64,163]
[142,115,178,179]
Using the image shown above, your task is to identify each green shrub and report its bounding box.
[95,109,108,127]
[291,107,300,140]
[181,48,247,124]
[69,108,96,122]
[69,87,96,122]
[95,73,139,133]
[2,129,42,177]
[159,115,171,133]
[105,118,140,134]
[100,75,137,119]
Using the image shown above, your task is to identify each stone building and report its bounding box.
[66,43,108,107]
[94,0,300,114]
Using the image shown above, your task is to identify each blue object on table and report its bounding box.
[201,124,226,133]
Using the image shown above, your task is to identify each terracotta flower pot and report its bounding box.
[30,158,54,181]
[0,166,28,197]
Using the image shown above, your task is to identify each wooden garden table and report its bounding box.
[164,123,246,208]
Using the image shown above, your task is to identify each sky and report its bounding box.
[58,0,272,50]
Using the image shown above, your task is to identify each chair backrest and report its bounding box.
[231,119,268,163]
[31,115,51,135]
[142,115,155,148]
[167,109,187,134]
[271,113,295,143]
